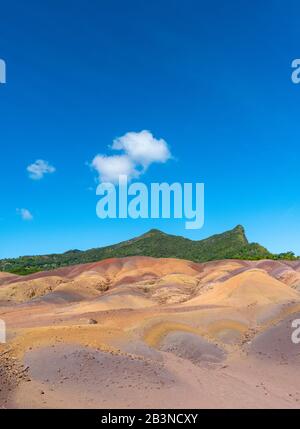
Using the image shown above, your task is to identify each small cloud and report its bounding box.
[112,130,171,168]
[27,159,56,180]
[92,154,138,184]
[91,130,172,184]
[17,208,33,221]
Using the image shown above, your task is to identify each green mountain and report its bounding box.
[0,225,298,275]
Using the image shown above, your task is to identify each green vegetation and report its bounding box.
[1,225,298,275]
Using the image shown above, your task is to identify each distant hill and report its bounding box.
[0,225,298,275]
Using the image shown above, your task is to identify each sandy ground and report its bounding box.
[0,256,300,409]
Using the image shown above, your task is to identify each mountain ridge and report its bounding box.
[0,225,298,275]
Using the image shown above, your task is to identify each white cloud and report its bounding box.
[27,159,56,180]
[17,208,33,221]
[92,154,138,183]
[91,130,172,183]
[112,130,171,168]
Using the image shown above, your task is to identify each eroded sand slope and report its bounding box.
[1,256,300,408]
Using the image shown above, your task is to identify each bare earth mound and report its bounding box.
[1,256,300,408]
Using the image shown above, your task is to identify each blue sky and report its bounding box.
[0,0,300,258]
